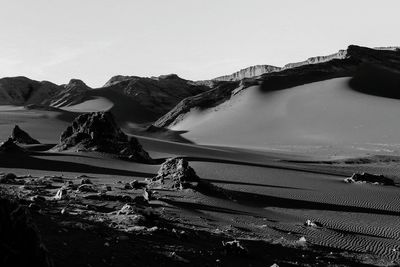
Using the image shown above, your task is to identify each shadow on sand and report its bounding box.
[196,182,400,217]
[0,154,154,177]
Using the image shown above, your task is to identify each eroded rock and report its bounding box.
[53,111,152,163]
[152,158,199,189]
[344,172,394,185]
[10,125,40,144]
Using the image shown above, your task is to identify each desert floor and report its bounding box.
[1,99,400,266]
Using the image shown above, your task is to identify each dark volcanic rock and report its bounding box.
[152,157,200,189]
[53,111,152,163]
[0,138,27,154]
[344,172,394,185]
[10,125,40,144]
[0,198,52,267]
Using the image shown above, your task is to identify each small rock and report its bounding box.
[77,184,97,193]
[81,178,92,185]
[117,204,136,215]
[143,188,151,202]
[304,219,322,227]
[54,188,68,200]
[124,183,133,190]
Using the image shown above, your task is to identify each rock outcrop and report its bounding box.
[283,50,348,69]
[53,111,152,163]
[344,172,394,185]
[213,65,281,81]
[10,125,40,144]
[154,81,241,128]
[151,157,200,189]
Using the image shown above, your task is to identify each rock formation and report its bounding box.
[213,65,281,81]
[0,138,27,154]
[10,125,40,144]
[151,157,200,189]
[344,172,394,185]
[53,111,152,163]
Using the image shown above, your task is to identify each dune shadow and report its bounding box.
[203,178,305,190]
[184,156,347,177]
[161,198,253,216]
[0,154,154,177]
[196,183,400,217]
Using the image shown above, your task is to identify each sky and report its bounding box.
[0,0,399,87]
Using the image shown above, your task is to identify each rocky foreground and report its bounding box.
[0,155,381,267]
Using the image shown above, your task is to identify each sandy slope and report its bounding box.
[171,77,400,156]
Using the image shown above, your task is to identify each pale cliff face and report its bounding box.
[283,50,348,69]
[213,65,281,81]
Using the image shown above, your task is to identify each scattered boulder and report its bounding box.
[10,125,40,144]
[117,204,136,215]
[0,138,27,154]
[152,157,200,189]
[304,219,322,227]
[0,198,52,267]
[143,188,151,202]
[344,172,394,185]
[124,183,133,190]
[52,111,152,163]
[77,184,97,193]
[130,179,146,189]
[54,188,69,200]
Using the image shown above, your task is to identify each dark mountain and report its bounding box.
[154,45,400,128]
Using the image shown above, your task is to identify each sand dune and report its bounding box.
[170,77,400,156]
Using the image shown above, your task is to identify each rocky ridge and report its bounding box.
[10,125,40,144]
[154,45,400,128]
[213,65,281,81]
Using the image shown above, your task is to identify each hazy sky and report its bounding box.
[0,0,399,87]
